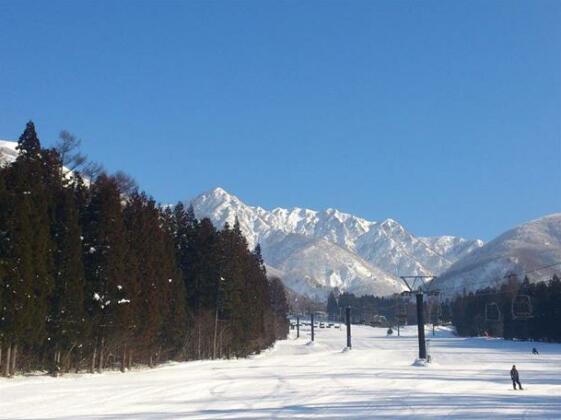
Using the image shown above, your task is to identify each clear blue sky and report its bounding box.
[1,0,560,240]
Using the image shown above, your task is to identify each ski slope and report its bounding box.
[1,324,561,419]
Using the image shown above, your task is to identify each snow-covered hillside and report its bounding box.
[190,188,483,299]
[2,324,561,419]
[0,140,18,165]
[262,232,404,299]
[433,213,561,295]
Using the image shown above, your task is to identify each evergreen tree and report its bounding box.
[268,276,289,340]
[2,122,54,372]
[0,121,293,375]
[326,291,339,320]
[82,174,129,371]
[48,185,86,373]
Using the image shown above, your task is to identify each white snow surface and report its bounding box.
[190,188,483,299]
[0,139,18,165]
[2,324,561,419]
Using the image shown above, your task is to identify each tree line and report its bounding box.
[448,274,561,342]
[0,122,288,377]
[326,275,561,343]
[326,290,414,326]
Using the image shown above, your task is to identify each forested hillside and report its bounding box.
[0,122,288,377]
[449,275,561,341]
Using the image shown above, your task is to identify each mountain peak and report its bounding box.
[434,213,561,295]
[206,186,232,198]
[381,218,398,226]
[189,187,484,299]
[195,187,242,206]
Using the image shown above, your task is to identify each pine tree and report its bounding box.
[16,121,41,159]
[48,185,86,373]
[82,174,129,372]
[1,122,55,373]
[159,206,188,359]
[1,122,295,374]
[268,276,289,340]
[326,291,339,320]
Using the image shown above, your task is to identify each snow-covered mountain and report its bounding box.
[189,187,483,299]
[0,140,18,165]
[432,213,561,296]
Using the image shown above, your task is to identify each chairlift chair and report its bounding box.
[512,294,533,320]
[399,304,407,317]
[485,302,501,322]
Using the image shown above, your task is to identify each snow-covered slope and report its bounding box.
[3,325,561,419]
[189,188,482,299]
[0,140,18,165]
[433,213,561,295]
[261,232,404,299]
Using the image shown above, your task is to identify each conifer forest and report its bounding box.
[0,122,289,377]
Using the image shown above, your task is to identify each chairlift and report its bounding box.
[433,302,442,323]
[512,294,533,320]
[398,303,407,318]
[397,292,410,319]
[485,302,501,322]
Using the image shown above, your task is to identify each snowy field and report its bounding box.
[1,324,561,419]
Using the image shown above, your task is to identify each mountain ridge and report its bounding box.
[189,187,484,299]
[433,213,561,295]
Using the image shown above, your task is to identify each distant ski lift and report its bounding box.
[485,302,501,322]
[434,301,443,319]
[512,295,533,320]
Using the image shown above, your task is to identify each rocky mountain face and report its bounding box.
[189,187,483,300]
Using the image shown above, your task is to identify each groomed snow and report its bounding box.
[1,324,560,419]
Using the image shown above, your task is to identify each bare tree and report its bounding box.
[82,161,105,181]
[56,130,88,171]
[113,170,138,195]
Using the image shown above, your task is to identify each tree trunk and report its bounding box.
[149,354,153,368]
[197,324,201,360]
[219,327,225,358]
[75,347,81,373]
[4,344,11,377]
[91,345,97,374]
[10,344,17,376]
[120,345,126,373]
[53,350,59,377]
[213,307,219,359]
[0,344,3,373]
[98,337,104,373]
[63,344,76,373]
[127,349,132,370]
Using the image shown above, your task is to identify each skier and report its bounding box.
[510,365,523,390]
[532,347,539,355]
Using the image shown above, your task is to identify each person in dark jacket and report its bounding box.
[532,347,539,355]
[510,365,523,390]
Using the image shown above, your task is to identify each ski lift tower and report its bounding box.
[399,275,438,361]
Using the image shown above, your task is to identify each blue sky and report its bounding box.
[1,0,559,240]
